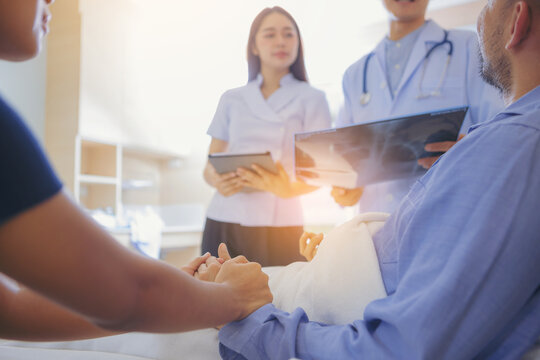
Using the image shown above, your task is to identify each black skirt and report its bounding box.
[201,217,304,267]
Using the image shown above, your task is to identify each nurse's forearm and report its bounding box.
[0,278,117,341]
[204,138,229,188]
[0,193,247,336]
[92,259,244,333]
[203,162,219,187]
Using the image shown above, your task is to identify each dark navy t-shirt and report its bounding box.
[0,96,62,225]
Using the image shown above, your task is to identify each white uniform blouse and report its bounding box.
[206,73,332,227]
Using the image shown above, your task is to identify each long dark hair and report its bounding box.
[246,7,308,83]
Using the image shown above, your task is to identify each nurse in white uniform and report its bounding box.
[332,0,504,213]
[202,7,332,266]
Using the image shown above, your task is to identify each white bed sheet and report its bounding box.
[0,329,220,360]
[0,345,154,360]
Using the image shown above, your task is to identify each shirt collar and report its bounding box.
[384,20,428,46]
[469,85,540,132]
[255,72,297,87]
[280,73,296,86]
[501,85,540,116]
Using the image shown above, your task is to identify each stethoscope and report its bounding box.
[360,30,454,106]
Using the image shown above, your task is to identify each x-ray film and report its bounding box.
[294,107,468,188]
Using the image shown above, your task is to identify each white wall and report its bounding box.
[75,0,391,223]
[0,0,477,150]
[0,46,48,142]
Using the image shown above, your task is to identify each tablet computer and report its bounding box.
[209,151,278,193]
[294,106,468,189]
[208,151,277,174]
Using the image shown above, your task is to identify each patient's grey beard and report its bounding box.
[478,20,512,97]
[479,48,512,96]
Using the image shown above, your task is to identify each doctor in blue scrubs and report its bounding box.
[332,0,504,213]
[202,7,332,266]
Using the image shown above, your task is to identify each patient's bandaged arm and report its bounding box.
[268,212,389,325]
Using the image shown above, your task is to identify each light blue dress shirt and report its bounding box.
[206,74,332,227]
[384,22,425,97]
[338,20,504,213]
[218,86,540,359]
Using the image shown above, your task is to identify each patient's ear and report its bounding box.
[506,1,532,50]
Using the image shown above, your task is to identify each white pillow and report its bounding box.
[267,212,389,325]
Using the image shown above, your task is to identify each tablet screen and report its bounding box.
[208,151,278,193]
[208,151,277,175]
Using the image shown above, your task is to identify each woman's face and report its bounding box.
[0,0,53,61]
[382,0,429,22]
[252,12,299,72]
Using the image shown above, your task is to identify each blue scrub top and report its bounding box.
[206,74,332,227]
[338,20,504,213]
[218,86,540,359]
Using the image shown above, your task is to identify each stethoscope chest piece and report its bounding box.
[360,92,371,106]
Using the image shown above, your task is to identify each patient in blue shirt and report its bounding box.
[196,1,540,359]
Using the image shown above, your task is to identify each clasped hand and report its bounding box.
[181,243,273,327]
[213,170,244,197]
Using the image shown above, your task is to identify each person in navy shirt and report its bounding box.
[0,0,272,341]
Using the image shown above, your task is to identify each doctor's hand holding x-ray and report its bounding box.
[332,0,503,210]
